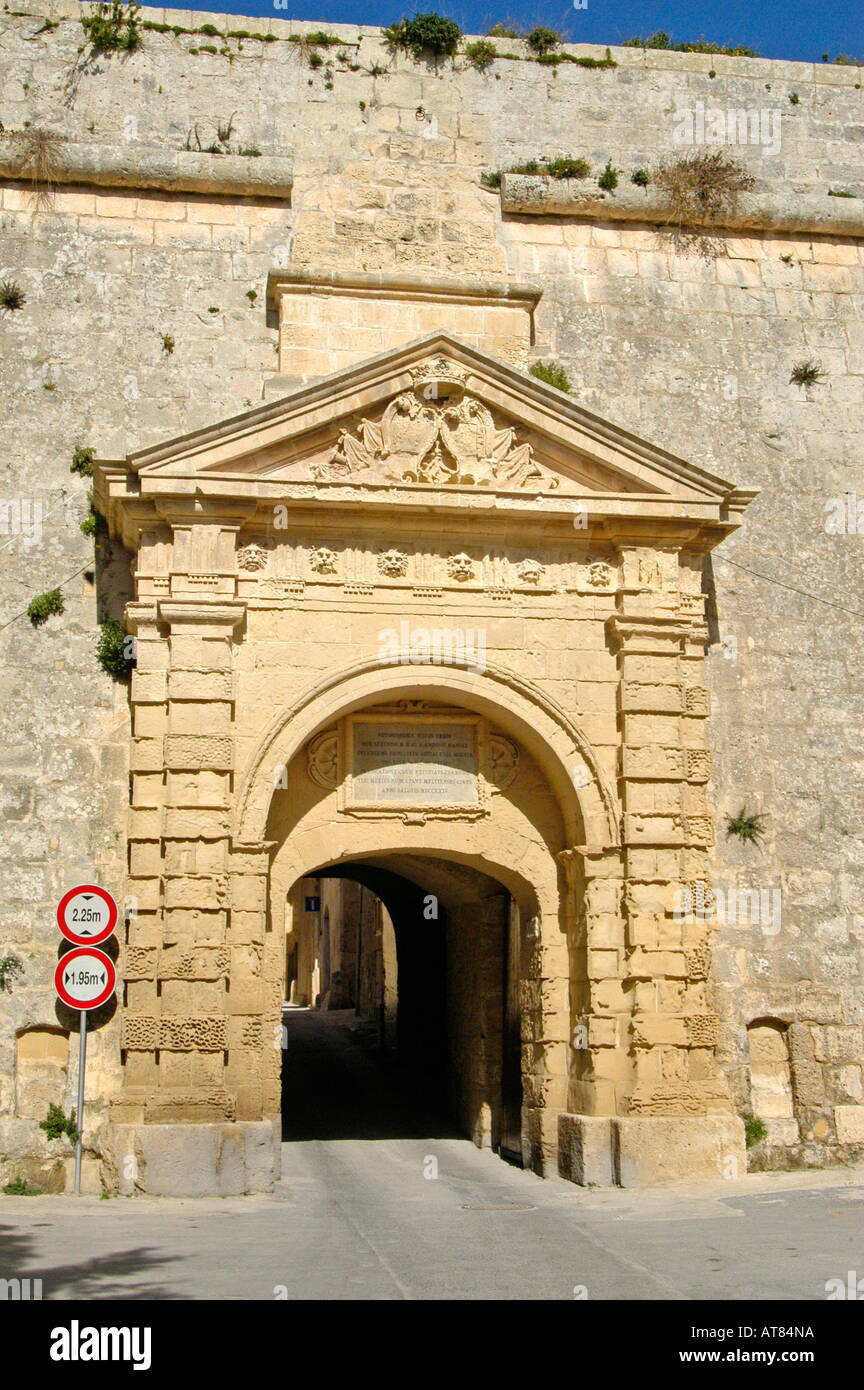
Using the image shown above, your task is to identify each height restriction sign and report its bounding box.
[56,884,118,947]
[54,947,116,1012]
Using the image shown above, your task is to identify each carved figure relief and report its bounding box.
[447,552,475,582]
[518,559,545,585]
[237,543,268,572]
[378,548,408,578]
[588,561,612,587]
[309,546,338,575]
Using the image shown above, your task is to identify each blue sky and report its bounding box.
[127,0,862,63]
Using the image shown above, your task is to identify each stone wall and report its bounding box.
[0,1,862,1182]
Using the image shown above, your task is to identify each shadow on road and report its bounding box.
[0,1222,190,1300]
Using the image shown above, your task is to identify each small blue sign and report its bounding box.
[304,896,320,912]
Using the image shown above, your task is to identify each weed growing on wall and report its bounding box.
[81,0,142,54]
[27,589,64,628]
[384,14,462,60]
[0,955,24,992]
[96,619,135,679]
[465,40,497,69]
[790,358,827,386]
[0,279,25,311]
[70,446,95,477]
[529,361,572,392]
[655,150,756,256]
[39,1104,78,1143]
[725,808,768,845]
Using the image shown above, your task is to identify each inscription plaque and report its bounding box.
[351,720,478,805]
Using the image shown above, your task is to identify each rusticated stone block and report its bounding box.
[230,875,267,912]
[613,1115,745,1186]
[685,942,712,980]
[620,682,685,714]
[684,686,711,716]
[168,670,234,701]
[685,1014,720,1046]
[163,808,230,839]
[632,1014,688,1046]
[122,1016,158,1050]
[124,947,157,981]
[685,749,712,783]
[164,875,228,910]
[164,735,233,771]
[130,738,164,772]
[158,1016,228,1051]
[159,946,229,981]
[131,670,167,703]
[558,1114,615,1186]
[622,746,686,780]
[684,815,714,846]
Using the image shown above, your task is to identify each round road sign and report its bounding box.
[54,947,116,1011]
[56,884,118,946]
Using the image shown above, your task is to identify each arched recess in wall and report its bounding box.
[747,1018,794,1121]
[233,656,620,852]
[15,1026,69,1120]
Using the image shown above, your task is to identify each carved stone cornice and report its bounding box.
[157,600,246,634]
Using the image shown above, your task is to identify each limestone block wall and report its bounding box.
[0,1,862,1178]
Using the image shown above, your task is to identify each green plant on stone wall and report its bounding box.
[27,589,64,628]
[790,358,827,387]
[465,39,497,69]
[3,1176,40,1195]
[39,1104,78,1143]
[96,618,135,680]
[529,360,572,393]
[70,445,95,477]
[622,31,759,56]
[654,150,756,257]
[0,279,25,311]
[545,157,590,180]
[744,1115,767,1147]
[81,0,142,54]
[598,159,620,191]
[80,494,108,539]
[631,168,650,186]
[525,25,560,55]
[725,808,767,845]
[384,14,462,59]
[0,955,24,992]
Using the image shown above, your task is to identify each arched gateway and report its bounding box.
[96,333,756,1193]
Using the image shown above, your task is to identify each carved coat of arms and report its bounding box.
[312,358,555,491]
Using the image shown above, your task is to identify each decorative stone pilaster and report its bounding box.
[114,600,247,1127]
[608,546,735,1121]
[559,846,627,1120]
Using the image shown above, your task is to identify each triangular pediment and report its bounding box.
[126,334,749,510]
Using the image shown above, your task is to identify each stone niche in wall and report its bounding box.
[266,268,542,385]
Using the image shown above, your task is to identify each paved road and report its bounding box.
[2,1010,863,1300]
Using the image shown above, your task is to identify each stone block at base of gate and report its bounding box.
[613,1115,746,1188]
[102,1120,280,1196]
[558,1115,615,1186]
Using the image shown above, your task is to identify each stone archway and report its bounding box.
[256,671,578,1174]
[100,333,754,1194]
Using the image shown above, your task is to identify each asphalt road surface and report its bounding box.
[2,1009,863,1300]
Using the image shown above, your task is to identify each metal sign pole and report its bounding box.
[74,1010,87,1196]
